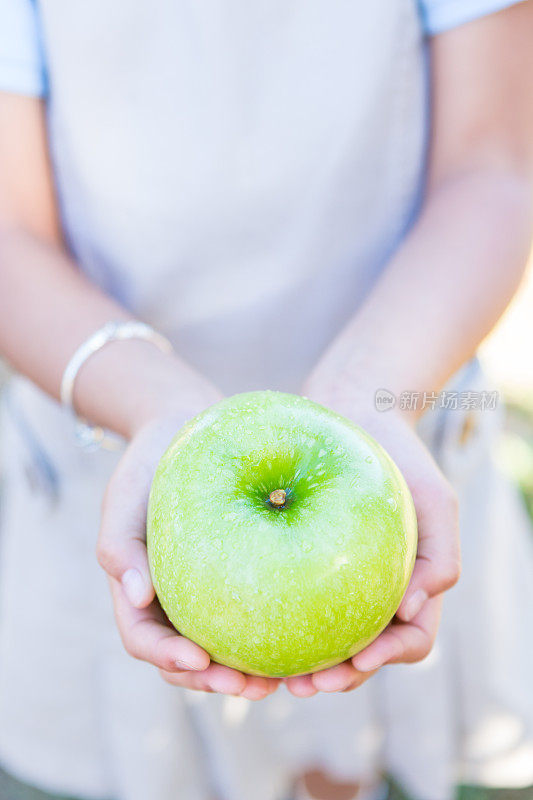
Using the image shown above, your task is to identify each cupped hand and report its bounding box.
[283,377,460,697]
[96,382,280,701]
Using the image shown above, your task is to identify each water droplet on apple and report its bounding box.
[365,456,372,463]
[318,448,327,458]
[302,542,313,552]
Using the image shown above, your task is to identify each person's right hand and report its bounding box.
[96,377,280,701]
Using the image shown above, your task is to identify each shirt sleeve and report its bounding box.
[419,0,527,35]
[0,0,47,96]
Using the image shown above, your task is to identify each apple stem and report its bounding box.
[268,489,286,508]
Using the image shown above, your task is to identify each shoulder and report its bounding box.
[418,0,528,34]
[0,0,47,96]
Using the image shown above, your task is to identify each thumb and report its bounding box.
[397,477,460,622]
[96,457,156,609]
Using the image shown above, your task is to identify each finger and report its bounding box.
[159,669,214,692]
[239,676,280,701]
[161,662,247,695]
[390,595,442,664]
[311,661,360,693]
[352,595,442,672]
[284,674,318,698]
[97,444,156,608]
[110,578,210,671]
[341,670,377,692]
[397,476,460,622]
[204,662,248,694]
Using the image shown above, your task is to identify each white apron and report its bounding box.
[0,2,531,799]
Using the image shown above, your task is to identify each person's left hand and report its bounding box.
[283,373,460,697]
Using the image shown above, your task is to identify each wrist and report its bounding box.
[303,358,418,431]
[73,337,221,439]
[123,353,221,437]
[304,321,438,427]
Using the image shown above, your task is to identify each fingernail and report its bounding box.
[403,589,428,621]
[175,659,201,671]
[354,661,381,673]
[353,638,404,673]
[208,677,230,693]
[241,686,268,701]
[353,652,382,672]
[355,651,398,673]
[210,675,246,695]
[121,569,146,607]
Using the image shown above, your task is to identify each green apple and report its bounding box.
[147,391,417,677]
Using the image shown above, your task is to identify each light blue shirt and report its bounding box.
[0,0,47,95]
[420,0,525,31]
[0,0,526,98]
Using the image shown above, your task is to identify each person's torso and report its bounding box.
[6,0,429,493]
[41,0,427,393]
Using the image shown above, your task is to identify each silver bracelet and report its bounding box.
[60,320,173,452]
